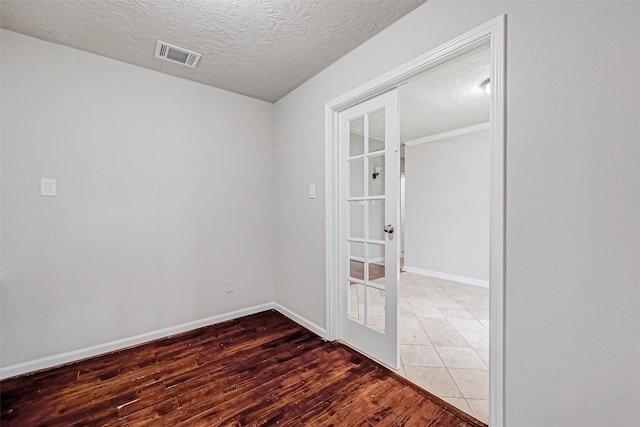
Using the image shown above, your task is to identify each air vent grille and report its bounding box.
[154,41,201,68]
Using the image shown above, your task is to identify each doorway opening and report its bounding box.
[395,43,491,423]
[325,16,505,427]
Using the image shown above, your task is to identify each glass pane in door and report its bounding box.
[349,241,365,280]
[349,158,364,197]
[348,282,365,323]
[366,288,386,332]
[368,200,385,241]
[368,109,386,153]
[367,243,386,287]
[350,117,365,157]
[348,201,364,239]
[368,154,385,196]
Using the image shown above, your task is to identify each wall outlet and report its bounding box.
[40,178,57,196]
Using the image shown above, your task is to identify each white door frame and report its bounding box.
[324,15,506,426]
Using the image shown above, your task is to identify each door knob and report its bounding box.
[384,225,395,234]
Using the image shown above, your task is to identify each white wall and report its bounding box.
[0,30,275,367]
[274,2,640,426]
[404,129,490,282]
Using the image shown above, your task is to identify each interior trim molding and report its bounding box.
[0,302,329,380]
[325,14,506,427]
[403,266,489,288]
[0,302,275,380]
[403,122,490,146]
[273,303,327,338]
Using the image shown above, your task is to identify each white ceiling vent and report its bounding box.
[154,41,201,68]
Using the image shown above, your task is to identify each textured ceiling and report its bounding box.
[400,45,491,141]
[0,0,426,102]
[351,46,490,142]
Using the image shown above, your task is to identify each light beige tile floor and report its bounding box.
[394,272,489,424]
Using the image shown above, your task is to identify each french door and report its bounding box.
[338,90,400,369]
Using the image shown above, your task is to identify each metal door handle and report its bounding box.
[384,225,394,234]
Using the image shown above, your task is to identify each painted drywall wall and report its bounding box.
[0,30,275,367]
[274,2,640,426]
[404,129,490,282]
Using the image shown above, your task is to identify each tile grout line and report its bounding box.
[471,347,490,370]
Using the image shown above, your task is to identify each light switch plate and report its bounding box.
[40,178,57,196]
[309,184,316,199]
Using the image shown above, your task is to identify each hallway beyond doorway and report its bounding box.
[393,271,489,423]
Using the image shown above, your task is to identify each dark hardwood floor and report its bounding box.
[1,310,485,426]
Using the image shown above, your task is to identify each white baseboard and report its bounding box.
[0,302,275,380]
[403,266,489,288]
[273,303,327,339]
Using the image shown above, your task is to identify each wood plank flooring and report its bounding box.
[1,310,486,426]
